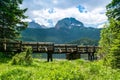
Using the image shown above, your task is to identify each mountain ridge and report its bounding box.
[28,21,46,28]
[22,17,101,44]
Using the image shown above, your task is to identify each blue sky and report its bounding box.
[21,0,111,28]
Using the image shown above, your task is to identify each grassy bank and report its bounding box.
[0,59,120,80]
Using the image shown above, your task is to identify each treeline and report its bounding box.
[68,38,98,46]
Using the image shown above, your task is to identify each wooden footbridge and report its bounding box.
[0,41,100,62]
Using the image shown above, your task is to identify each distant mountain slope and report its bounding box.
[55,18,84,29]
[22,27,100,43]
[28,21,46,28]
[22,17,101,44]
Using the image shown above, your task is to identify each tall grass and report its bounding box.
[0,59,120,80]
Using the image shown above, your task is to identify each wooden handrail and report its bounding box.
[0,41,101,53]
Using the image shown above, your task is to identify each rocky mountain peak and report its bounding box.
[55,17,84,29]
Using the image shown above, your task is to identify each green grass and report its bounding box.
[0,59,120,80]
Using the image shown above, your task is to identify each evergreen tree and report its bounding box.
[106,0,120,20]
[99,0,120,68]
[0,0,28,41]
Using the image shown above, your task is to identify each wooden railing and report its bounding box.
[0,41,100,61]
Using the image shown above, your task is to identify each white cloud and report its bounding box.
[22,0,111,10]
[28,7,107,27]
[21,19,32,22]
[21,0,112,27]
[97,23,106,28]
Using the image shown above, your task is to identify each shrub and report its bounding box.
[11,46,33,65]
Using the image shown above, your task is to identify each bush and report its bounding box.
[11,46,33,65]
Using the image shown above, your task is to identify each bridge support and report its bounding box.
[47,53,53,62]
[66,52,80,60]
[88,53,95,61]
[66,53,73,60]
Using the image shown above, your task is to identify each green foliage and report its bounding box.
[99,20,120,68]
[98,24,111,58]
[0,0,28,40]
[0,59,120,80]
[0,68,33,80]
[110,39,120,68]
[11,47,33,65]
[99,0,120,69]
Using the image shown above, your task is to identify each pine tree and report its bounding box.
[0,0,28,41]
